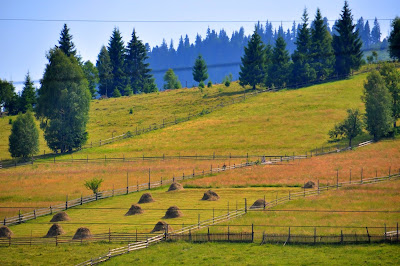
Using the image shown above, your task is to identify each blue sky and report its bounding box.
[1,0,399,91]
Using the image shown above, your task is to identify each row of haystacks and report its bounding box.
[0,224,91,239]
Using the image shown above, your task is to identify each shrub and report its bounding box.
[199,81,205,88]
[84,178,104,194]
[129,108,133,114]
[207,80,212,87]
[8,118,12,125]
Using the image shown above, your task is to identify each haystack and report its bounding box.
[0,226,13,238]
[167,182,184,192]
[50,211,71,222]
[163,206,183,218]
[72,227,92,240]
[201,190,220,201]
[138,193,155,204]
[250,199,267,209]
[45,223,65,237]
[125,204,144,216]
[303,181,316,189]
[151,221,173,233]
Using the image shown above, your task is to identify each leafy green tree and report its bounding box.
[380,62,400,127]
[108,28,126,96]
[36,48,90,153]
[82,61,99,98]
[84,177,104,194]
[0,79,16,111]
[328,109,363,147]
[363,71,393,140]
[163,68,181,90]
[192,54,208,84]
[96,46,113,97]
[291,9,315,85]
[239,29,266,89]
[388,17,400,60]
[332,1,362,76]
[126,29,157,94]
[310,8,335,80]
[58,24,77,57]
[19,72,37,113]
[9,111,39,159]
[268,36,291,88]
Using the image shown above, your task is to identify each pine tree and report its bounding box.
[363,71,393,140]
[107,28,126,96]
[125,29,157,94]
[9,111,39,159]
[36,48,90,153]
[371,18,381,45]
[96,46,113,97]
[268,35,291,88]
[291,9,315,85]
[192,54,208,84]
[19,72,37,112]
[332,1,363,76]
[380,62,400,128]
[388,17,400,60]
[163,69,181,90]
[58,24,77,57]
[310,8,335,80]
[363,21,371,49]
[239,29,266,90]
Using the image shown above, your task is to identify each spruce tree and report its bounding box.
[363,71,393,140]
[9,111,39,159]
[36,48,90,153]
[332,1,363,76]
[19,72,37,113]
[96,46,113,97]
[388,17,400,60]
[125,29,157,94]
[371,18,381,45]
[268,35,291,88]
[192,54,208,84]
[363,21,371,49]
[108,28,126,96]
[310,8,335,80]
[58,24,77,57]
[239,29,266,90]
[291,9,315,85]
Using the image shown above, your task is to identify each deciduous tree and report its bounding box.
[9,111,39,159]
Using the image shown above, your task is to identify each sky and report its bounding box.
[1,0,399,92]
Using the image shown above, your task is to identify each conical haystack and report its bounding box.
[167,182,184,192]
[250,199,267,209]
[125,204,144,216]
[201,190,220,201]
[138,193,155,204]
[72,227,92,240]
[303,181,316,189]
[45,223,65,237]
[163,206,183,218]
[0,226,13,238]
[151,221,173,233]
[50,211,71,222]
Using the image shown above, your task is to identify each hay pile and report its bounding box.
[45,223,65,237]
[167,182,183,192]
[163,206,183,219]
[50,211,71,222]
[125,204,144,216]
[72,227,92,240]
[138,193,155,204]
[201,190,220,201]
[151,221,173,233]
[303,181,316,188]
[0,226,13,238]
[250,199,267,209]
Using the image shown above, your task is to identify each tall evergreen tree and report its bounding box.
[36,48,90,153]
[82,61,99,98]
[291,9,315,85]
[96,46,113,97]
[268,35,291,88]
[388,17,400,60]
[371,18,381,45]
[380,62,400,128]
[363,71,393,140]
[239,29,266,90]
[310,8,335,80]
[9,111,39,159]
[332,1,363,76]
[363,20,371,49]
[192,54,208,84]
[19,72,37,112]
[58,24,77,57]
[107,28,126,96]
[125,29,157,94]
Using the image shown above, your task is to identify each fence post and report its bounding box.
[314,227,316,244]
[50,205,52,215]
[263,195,266,210]
[213,208,215,224]
[109,228,111,243]
[18,210,21,224]
[251,224,254,243]
[341,230,343,244]
[208,227,210,241]
[389,166,391,178]
[198,214,200,229]
[3,217,5,226]
[289,191,291,200]
[337,169,339,189]
[95,192,98,201]
[148,168,151,190]
[126,172,129,194]
[288,227,291,243]
[397,222,399,242]
[366,227,370,243]
[245,198,247,213]
[161,176,163,185]
[189,229,192,241]
[34,210,36,219]
[318,180,320,195]
[350,169,352,184]
[228,226,230,241]
[384,224,387,241]
[361,168,363,183]
[65,195,68,210]
[137,180,139,192]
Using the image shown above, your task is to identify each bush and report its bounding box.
[207,80,212,88]
[223,74,233,87]
[84,178,104,194]
[8,118,12,125]
[129,108,133,114]
[199,81,205,88]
